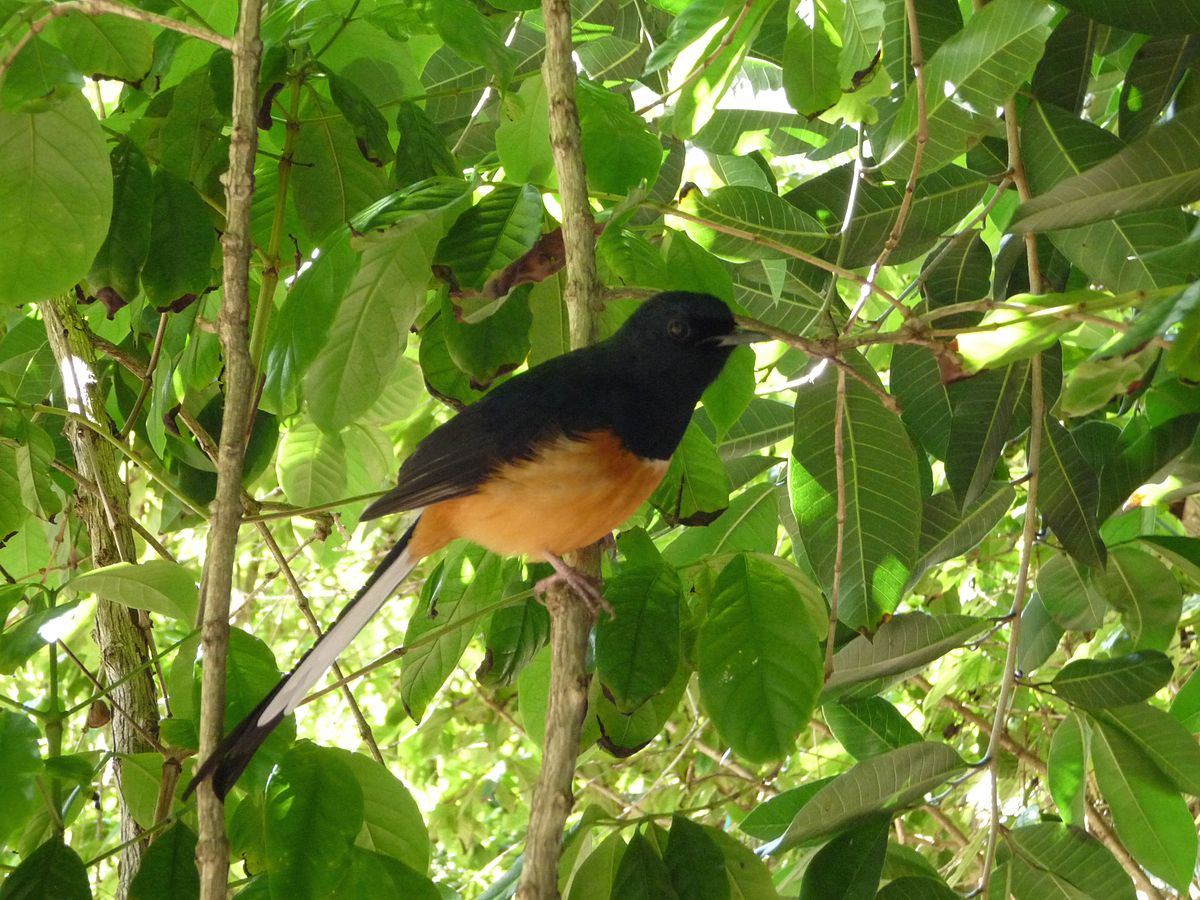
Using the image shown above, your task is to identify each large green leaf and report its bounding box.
[664,817,729,900]
[649,422,730,526]
[0,711,41,850]
[1003,823,1135,900]
[1012,103,1200,232]
[1038,415,1106,569]
[577,82,662,195]
[335,750,430,874]
[838,0,885,85]
[879,0,1054,178]
[402,548,502,722]
[781,18,842,117]
[789,358,921,629]
[1095,702,1200,796]
[128,822,198,900]
[1091,722,1197,893]
[66,560,198,623]
[1093,546,1182,651]
[266,743,365,900]
[1052,0,1200,34]
[730,259,825,336]
[1030,13,1097,115]
[797,814,890,900]
[784,165,986,268]
[1097,414,1200,521]
[0,94,112,305]
[681,186,826,262]
[824,697,922,761]
[773,742,965,851]
[1051,651,1173,709]
[1036,554,1105,631]
[612,830,677,900]
[275,423,347,508]
[662,482,780,565]
[739,777,837,842]
[698,555,822,762]
[890,345,952,459]
[596,565,682,712]
[1120,36,1198,141]
[435,183,543,292]
[307,183,470,431]
[907,482,1015,591]
[0,837,90,900]
[141,169,216,308]
[822,614,989,702]
[1018,101,1189,291]
[88,141,153,306]
[1047,714,1087,827]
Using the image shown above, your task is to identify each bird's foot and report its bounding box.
[536,553,614,618]
[599,533,618,560]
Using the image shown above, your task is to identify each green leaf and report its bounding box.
[1094,546,1182,652]
[266,743,365,900]
[261,230,358,415]
[1019,101,1189,292]
[51,12,152,83]
[773,742,965,852]
[292,93,388,242]
[66,560,198,622]
[495,75,553,186]
[707,829,779,899]
[680,186,827,262]
[782,20,842,117]
[1036,554,1105,631]
[880,0,1054,178]
[0,837,90,900]
[335,750,430,874]
[1120,36,1198,141]
[1012,104,1200,232]
[1047,713,1087,827]
[328,73,393,167]
[822,614,989,702]
[739,777,837,842]
[921,230,992,313]
[578,82,662,195]
[1038,414,1106,569]
[1004,823,1135,900]
[330,849,439,900]
[596,565,682,712]
[798,814,889,900]
[436,183,543,292]
[128,822,198,900]
[697,554,822,762]
[276,423,347,508]
[159,65,228,190]
[395,101,459,187]
[890,346,952,459]
[664,816,729,900]
[431,0,517,85]
[440,290,532,386]
[1091,722,1197,892]
[1095,702,1200,795]
[480,596,549,687]
[730,259,825,336]
[88,141,153,307]
[1052,0,1200,35]
[789,357,921,629]
[1016,594,1063,673]
[875,877,958,900]
[307,183,469,431]
[141,169,216,308]
[402,548,502,721]
[0,94,112,305]
[613,830,677,900]
[0,599,82,675]
[701,346,755,439]
[1030,13,1097,115]
[565,832,626,900]
[662,482,779,565]
[0,37,82,112]
[838,0,886,85]
[907,482,1016,591]
[824,697,922,760]
[955,294,1091,373]
[784,162,987,269]
[0,711,41,850]
[1097,414,1200,522]
[1052,651,1173,709]
[650,422,731,526]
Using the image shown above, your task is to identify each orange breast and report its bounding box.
[408,431,668,560]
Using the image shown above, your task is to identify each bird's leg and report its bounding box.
[599,532,617,560]
[536,552,614,617]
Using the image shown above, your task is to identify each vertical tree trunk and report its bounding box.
[42,296,159,899]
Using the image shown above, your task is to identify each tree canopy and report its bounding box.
[0,0,1198,897]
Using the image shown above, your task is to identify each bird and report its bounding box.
[187,290,759,799]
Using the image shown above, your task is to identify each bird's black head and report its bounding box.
[605,292,755,457]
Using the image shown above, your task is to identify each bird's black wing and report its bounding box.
[360,346,614,520]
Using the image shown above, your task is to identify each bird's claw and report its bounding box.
[536,556,614,618]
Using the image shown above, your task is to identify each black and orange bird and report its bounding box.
[190,291,758,798]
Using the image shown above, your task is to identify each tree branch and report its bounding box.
[195,0,263,895]
[518,0,603,895]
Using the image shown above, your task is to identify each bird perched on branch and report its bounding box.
[188,290,759,798]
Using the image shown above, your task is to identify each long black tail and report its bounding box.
[186,522,420,799]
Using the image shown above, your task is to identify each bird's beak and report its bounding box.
[711,328,768,347]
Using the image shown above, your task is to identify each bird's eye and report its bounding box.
[667,319,691,342]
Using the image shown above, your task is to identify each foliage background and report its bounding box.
[0,0,1199,896]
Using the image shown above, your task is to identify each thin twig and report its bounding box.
[195,0,264,894]
[824,367,847,681]
[978,355,1042,895]
[1004,98,1042,294]
[119,314,169,439]
[58,642,165,753]
[1,0,232,78]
